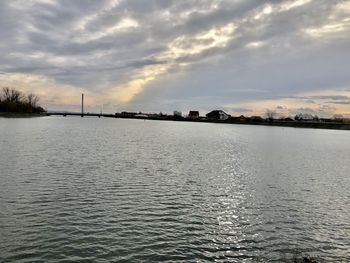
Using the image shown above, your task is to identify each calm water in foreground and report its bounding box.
[0,117,349,262]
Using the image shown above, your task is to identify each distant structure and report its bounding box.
[120,111,138,117]
[188,110,199,119]
[206,110,230,120]
[81,93,84,117]
[295,113,316,121]
[173,111,182,117]
[250,116,264,122]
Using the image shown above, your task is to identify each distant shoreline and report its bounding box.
[116,115,350,130]
[0,112,46,118]
[43,112,350,131]
[2,111,349,131]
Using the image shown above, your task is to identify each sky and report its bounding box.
[0,0,350,117]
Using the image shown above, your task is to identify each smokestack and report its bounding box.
[81,93,84,117]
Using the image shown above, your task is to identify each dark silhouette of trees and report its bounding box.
[265,109,276,122]
[0,88,45,113]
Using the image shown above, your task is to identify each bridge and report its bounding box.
[46,93,116,118]
[46,112,116,118]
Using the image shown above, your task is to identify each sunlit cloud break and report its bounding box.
[0,0,349,116]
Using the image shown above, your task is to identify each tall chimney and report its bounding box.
[81,93,84,117]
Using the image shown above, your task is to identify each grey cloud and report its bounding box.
[305,100,316,104]
[127,59,166,68]
[318,104,337,112]
[294,107,316,114]
[0,0,349,115]
[328,101,350,105]
[227,107,253,113]
[309,95,350,100]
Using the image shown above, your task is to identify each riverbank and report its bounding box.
[114,115,350,131]
[45,112,350,131]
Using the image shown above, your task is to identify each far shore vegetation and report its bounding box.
[0,88,45,116]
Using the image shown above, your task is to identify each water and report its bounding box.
[0,117,349,262]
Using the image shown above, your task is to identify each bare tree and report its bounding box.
[2,88,23,103]
[0,88,45,113]
[265,109,276,121]
[27,93,39,108]
[2,87,11,101]
[11,89,22,102]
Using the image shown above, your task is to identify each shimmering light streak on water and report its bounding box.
[0,117,349,262]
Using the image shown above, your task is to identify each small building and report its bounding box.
[294,113,315,121]
[206,110,230,120]
[188,111,199,119]
[238,115,249,122]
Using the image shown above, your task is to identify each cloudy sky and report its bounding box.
[0,0,350,117]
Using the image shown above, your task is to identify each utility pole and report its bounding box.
[81,93,84,117]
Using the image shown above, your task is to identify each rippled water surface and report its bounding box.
[0,117,349,262]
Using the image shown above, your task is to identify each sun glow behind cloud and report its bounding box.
[75,17,139,43]
[105,0,323,107]
[305,21,350,37]
[110,22,237,104]
[0,0,349,115]
[165,23,237,58]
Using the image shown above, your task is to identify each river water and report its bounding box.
[0,117,349,262]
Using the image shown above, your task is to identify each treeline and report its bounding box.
[0,88,45,113]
